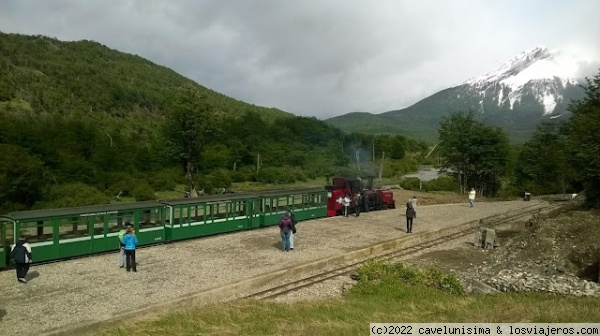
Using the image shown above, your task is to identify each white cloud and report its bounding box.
[0,0,598,118]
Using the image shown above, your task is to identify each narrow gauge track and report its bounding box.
[245,204,558,300]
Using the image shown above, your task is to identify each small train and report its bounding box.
[326,176,396,216]
[0,177,395,269]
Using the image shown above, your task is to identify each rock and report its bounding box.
[341,281,357,295]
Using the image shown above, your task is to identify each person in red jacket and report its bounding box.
[279,212,294,252]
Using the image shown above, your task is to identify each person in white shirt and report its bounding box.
[408,196,417,217]
[343,194,351,217]
[469,188,476,208]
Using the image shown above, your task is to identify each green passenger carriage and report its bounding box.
[163,193,261,241]
[1,202,165,263]
[0,188,332,269]
[259,188,328,226]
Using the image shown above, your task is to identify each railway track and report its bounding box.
[245,203,558,300]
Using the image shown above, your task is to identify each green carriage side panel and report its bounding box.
[163,194,258,241]
[6,201,165,264]
[135,207,166,246]
[0,220,6,269]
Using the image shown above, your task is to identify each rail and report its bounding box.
[245,203,558,300]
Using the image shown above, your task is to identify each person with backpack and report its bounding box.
[11,236,32,283]
[122,226,138,272]
[405,202,416,233]
[117,222,131,268]
[288,209,298,250]
[279,212,294,252]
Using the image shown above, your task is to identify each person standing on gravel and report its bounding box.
[11,236,32,283]
[117,222,131,268]
[354,193,362,217]
[288,209,297,251]
[122,226,138,272]
[279,212,294,252]
[408,196,418,217]
[405,202,416,233]
[469,188,476,207]
[343,194,351,217]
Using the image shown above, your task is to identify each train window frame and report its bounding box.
[277,197,288,212]
[107,211,134,233]
[190,205,205,224]
[140,208,163,229]
[18,219,54,244]
[58,217,90,241]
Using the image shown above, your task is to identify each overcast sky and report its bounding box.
[1,0,599,119]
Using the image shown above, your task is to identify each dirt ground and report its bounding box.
[401,198,600,295]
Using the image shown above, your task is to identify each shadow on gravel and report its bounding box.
[0,308,6,321]
[26,271,41,282]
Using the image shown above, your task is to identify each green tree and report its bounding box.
[566,70,600,207]
[438,111,510,196]
[164,92,223,195]
[0,144,46,207]
[515,122,573,195]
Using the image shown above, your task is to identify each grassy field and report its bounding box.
[98,263,600,336]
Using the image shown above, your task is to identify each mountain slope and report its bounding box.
[0,32,292,120]
[326,46,590,143]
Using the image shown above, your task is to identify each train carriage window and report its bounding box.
[277,197,289,212]
[108,211,133,233]
[177,207,190,226]
[173,207,182,225]
[189,205,201,222]
[189,205,204,224]
[215,202,227,220]
[140,209,163,229]
[5,222,14,247]
[19,220,53,243]
[59,217,89,240]
[92,215,104,235]
[265,198,275,214]
[291,195,303,210]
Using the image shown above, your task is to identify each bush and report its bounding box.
[353,261,464,296]
[256,167,297,184]
[424,175,458,192]
[148,167,182,191]
[35,182,111,209]
[399,177,421,190]
[132,182,156,201]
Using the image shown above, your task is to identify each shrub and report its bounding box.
[424,175,458,192]
[35,182,110,209]
[148,167,182,191]
[399,177,421,190]
[256,167,297,184]
[132,182,156,201]
[352,261,464,296]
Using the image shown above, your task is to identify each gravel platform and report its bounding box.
[0,199,542,335]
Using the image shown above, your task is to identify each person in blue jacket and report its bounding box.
[122,226,138,272]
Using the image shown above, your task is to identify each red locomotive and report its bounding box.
[325,176,395,217]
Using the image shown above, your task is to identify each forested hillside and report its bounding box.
[0,32,422,212]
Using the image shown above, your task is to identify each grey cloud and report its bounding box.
[1,0,599,118]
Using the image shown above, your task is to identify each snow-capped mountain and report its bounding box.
[327,46,593,142]
[456,45,582,116]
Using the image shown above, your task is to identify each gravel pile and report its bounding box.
[484,269,600,296]
[0,199,540,336]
